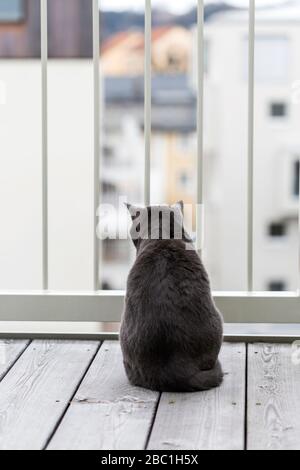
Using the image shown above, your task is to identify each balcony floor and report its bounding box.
[0,339,299,450]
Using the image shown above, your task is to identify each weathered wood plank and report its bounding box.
[147,343,246,450]
[0,340,99,450]
[0,340,30,382]
[48,341,159,450]
[247,343,300,450]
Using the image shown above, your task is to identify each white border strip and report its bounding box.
[93,0,100,290]
[298,161,300,295]
[41,0,48,290]
[196,0,205,253]
[0,291,300,324]
[247,0,255,292]
[144,0,152,206]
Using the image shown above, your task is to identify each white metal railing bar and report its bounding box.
[0,0,298,331]
[93,0,100,290]
[298,160,300,295]
[144,0,152,206]
[1,291,300,324]
[41,0,48,290]
[247,0,255,292]
[196,0,204,253]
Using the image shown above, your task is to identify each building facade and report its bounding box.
[192,1,300,292]
[101,74,197,289]
[0,0,93,58]
[101,26,192,77]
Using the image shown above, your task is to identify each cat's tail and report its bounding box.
[159,360,223,393]
[187,361,223,392]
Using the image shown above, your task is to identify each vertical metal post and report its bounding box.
[248,0,255,292]
[41,0,48,290]
[298,160,300,295]
[144,0,152,206]
[93,0,100,290]
[196,0,204,253]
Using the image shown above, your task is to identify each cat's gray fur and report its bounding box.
[120,202,223,392]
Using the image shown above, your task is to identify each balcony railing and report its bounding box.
[1,0,300,336]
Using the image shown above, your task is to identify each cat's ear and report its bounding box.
[125,203,132,212]
[173,200,184,214]
[125,203,143,221]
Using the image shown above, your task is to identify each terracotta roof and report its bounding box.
[102,31,143,54]
[152,26,173,42]
[102,26,181,54]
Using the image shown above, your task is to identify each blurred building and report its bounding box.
[1,0,298,294]
[100,23,197,289]
[191,1,300,291]
[101,31,144,76]
[101,74,197,289]
[0,0,92,58]
[101,26,192,77]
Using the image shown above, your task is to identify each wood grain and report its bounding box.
[147,343,246,450]
[0,340,99,450]
[247,343,300,450]
[48,341,159,450]
[0,340,30,381]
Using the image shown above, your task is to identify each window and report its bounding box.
[178,171,192,190]
[268,281,286,292]
[178,134,190,153]
[103,239,130,263]
[293,160,300,197]
[244,36,290,82]
[102,182,117,195]
[103,145,114,159]
[256,36,290,82]
[102,280,113,291]
[270,102,287,118]
[268,222,287,238]
[0,0,24,23]
[167,50,181,71]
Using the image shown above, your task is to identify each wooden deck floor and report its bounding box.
[0,339,299,450]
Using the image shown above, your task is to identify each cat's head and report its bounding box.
[125,201,191,250]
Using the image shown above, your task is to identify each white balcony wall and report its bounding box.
[0,60,95,291]
[0,61,42,290]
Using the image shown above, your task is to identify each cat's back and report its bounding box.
[127,239,207,302]
[132,238,194,271]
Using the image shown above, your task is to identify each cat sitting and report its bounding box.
[120,202,223,392]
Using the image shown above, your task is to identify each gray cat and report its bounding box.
[120,202,223,392]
